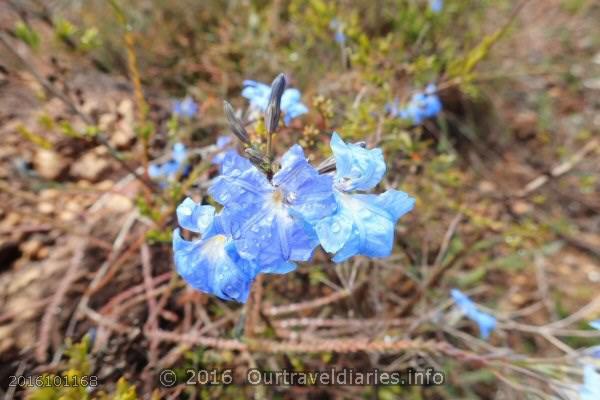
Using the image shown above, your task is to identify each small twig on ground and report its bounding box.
[515,138,598,198]
[36,237,87,362]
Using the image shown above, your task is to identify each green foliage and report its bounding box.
[28,336,138,400]
[14,21,40,49]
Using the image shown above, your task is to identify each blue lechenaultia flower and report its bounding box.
[173,198,255,303]
[451,289,497,340]
[211,135,236,166]
[591,320,600,330]
[172,96,198,119]
[209,145,337,271]
[329,19,346,45]
[429,0,443,13]
[241,80,308,125]
[314,132,415,262]
[148,142,189,182]
[581,364,600,400]
[388,84,442,124]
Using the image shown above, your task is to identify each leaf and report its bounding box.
[14,21,40,49]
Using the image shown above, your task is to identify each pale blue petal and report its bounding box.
[314,206,353,254]
[451,289,497,340]
[216,135,232,149]
[273,144,337,222]
[371,189,415,220]
[172,229,254,303]
[331,132,386,191]
[176,198,216,235]
[590,320,600,330]
[321,190,412,262]
[581,364,600,400]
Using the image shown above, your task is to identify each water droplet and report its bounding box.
[230,168,241,177]
[220,192,230,202]
[197,213,212,228]
[331,222,341,233]
[251,225,260,233]
[286,191,297,202]
[179,207,192,216]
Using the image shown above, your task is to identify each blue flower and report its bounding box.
[172,96,198,119]
[314,132,415,262]
[590,320,600,330]
[581,364,600,400]
[209,146,336,271]
[173,198,255,303]
[451,289,497,340]
[329,19,346,45]
[389,84,442,124]
[429,0,443,13]
[241,80,308,125]
[211,135,236,166]
[148,142,189,182]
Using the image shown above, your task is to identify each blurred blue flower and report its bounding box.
[314,133,415,262]
[241,80,308,125]
[581,364,600,400]
[451,289,497,340]
[429,0,443,13]
[209,146,336,271]
[591,320,600,330]
[172,96,198,119]
[173,198,255,303]
[148,142,189,182]
[388,83,442,124]
[329,19,346,45]
[211,135,236,166]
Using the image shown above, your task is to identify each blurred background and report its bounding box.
[0,0,599,398]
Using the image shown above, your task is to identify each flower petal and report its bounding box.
[273,144,337,222]
[173,229,254,303]
[176,198,216,235]
[331,132,386,191]
[318,190,412,262]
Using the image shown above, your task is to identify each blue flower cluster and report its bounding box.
[173,132,415,302]
[172,96,198,119]
[329,19,346,45]
[148,142,189,182]
[451,289,497,339]
[429,0,443,13]
[242,80,308,125]
[387,84,442,124]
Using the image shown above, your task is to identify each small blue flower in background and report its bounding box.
[429,0,443,13]
[388,83,442,124]
[173,198,255,303]
[242,80,308,125]
[211,135,236,166]
[314,132,415,262]
[590,320,600,330]
[148,142,189,182]
[329,19,346,45]
[580,364,600,400]
[172,96,198,119]
[209,146,336,272]
[451,289,497,340]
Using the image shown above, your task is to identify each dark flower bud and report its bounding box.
[264,73,287,134]
[223,101,250,144]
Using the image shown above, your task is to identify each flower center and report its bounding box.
[272,189,284,205]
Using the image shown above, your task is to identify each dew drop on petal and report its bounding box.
[197,213,212,228]
[180,207,192,216]
[331,222,341,233]
[230,168,241,177]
